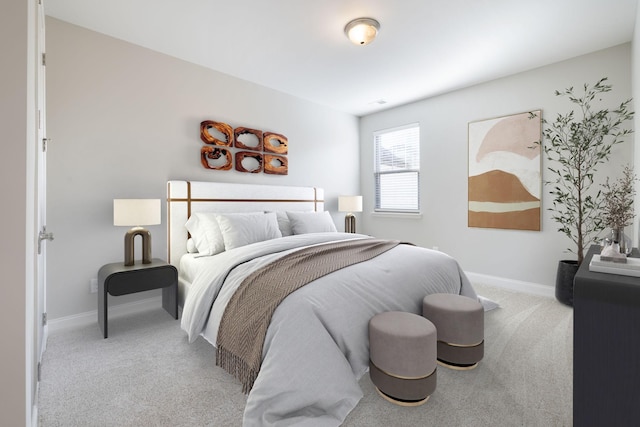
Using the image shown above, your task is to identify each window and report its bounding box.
[374,124,420,212]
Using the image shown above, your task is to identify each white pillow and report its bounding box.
[184,212,225,256]
[274,211,293,236]
[286,211,337,234]
[185,215,207,254]
[186,238,198,253]
[216,212,282,250]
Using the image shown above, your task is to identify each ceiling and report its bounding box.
[46,0,638,117]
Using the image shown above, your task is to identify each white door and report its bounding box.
[34,0,51,401]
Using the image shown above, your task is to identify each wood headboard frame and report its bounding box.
[166,180,325,269]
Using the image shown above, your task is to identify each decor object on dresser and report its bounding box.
[369,311,437,406]
[536,77,634,306]
[113,199,161,266]
[199,120,288,175]
[601,164,636,256]
[339,195,363,233]
[422,293,484,370]
[468,110,541,231]
[98,259,178,338]
[589,252,640,275]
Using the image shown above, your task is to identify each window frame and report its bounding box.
[373,123,420,214]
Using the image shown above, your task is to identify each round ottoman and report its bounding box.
[368,311,437,406]
[422,293,484,370]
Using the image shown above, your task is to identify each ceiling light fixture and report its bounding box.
[344,17,380,46]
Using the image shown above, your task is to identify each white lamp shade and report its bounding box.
[113,199,161,226]
[339,196,363,213]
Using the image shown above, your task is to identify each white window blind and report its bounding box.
[374,124,420,212]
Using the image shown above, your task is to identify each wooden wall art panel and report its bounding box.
[200,120,233,146]
[199,120,288,175]
[235,151,263,173]
[263,132,288,155]
[234,127,263,151]
[264,154,288,175]
[201,146,233,170]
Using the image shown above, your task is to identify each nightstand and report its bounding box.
[98,258,178,338]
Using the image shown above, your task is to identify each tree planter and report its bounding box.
[555,260,579,306]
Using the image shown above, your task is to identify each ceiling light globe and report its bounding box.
[344,18,380,46]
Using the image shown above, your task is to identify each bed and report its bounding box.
[167,180,477,426]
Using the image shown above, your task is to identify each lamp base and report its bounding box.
[345,214,356,233]
[124,227,152,266]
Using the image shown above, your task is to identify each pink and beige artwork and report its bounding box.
[468,111,541,231]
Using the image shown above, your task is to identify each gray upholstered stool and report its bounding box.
[422,293,484,370]
[368,311,437,406]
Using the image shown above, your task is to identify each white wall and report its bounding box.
[45,18,360,320]
[0,0,36,425]
[634,3,640,247]
[360,44,634,289]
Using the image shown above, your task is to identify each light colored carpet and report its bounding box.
[38,283,573,426]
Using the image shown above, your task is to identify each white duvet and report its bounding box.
[181,232,477,426]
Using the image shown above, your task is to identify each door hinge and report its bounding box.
[42,312,47,326]
[37,362,42,382]
[42,137,50,152]
[42,52,46,67]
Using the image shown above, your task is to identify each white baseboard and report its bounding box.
[46,274,553,332]
[42,324,48,354]
[47,296,162,333]
[31,403,38,427]
[465,271,555,299]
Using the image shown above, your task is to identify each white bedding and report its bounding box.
[180,232,477,426]
[178,253,202,284]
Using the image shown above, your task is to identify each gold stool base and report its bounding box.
[437,359,478,371]
[375,387,430,407]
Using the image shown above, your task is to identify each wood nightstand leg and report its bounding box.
[162,283,178,319]
[98,284,108,338]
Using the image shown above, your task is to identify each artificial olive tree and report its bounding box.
[539,77,634,266]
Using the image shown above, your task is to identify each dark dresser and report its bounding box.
[573,245,640,426]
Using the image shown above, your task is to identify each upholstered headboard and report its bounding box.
[166,180,324,269]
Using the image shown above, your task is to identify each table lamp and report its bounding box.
[113,199,161,266]
[338,195,363,233]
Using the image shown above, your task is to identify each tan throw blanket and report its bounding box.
[216,238,400,393]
